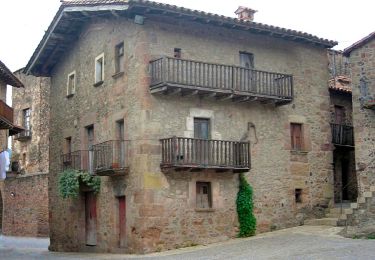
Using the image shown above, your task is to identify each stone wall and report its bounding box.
[349,37,375,192]
[0,173,49,237]
[12,72,50,174]
[0,79,8,151]
[47,15,334,253]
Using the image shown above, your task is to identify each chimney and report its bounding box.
[235,6,257,22]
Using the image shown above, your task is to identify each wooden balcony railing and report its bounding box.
[61,140,130,176]
[160,137,250,172]
[92,140,130,176]
[0,99,14,124]
[150,57,293,105]
[331,123,354,147]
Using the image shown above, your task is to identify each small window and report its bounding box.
[67,71,76,96]
[86,125,95,149]
[23,108,31,132]
[64,137,72,154]
[95,53,104,84]
[290,123,303,151]
[115,42,124,74]
[196,182,212,209]
[295,189,302,203]
[240,52,254,69]
[174,48,181,58]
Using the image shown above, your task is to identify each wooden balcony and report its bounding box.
[92,140,130,176]
[61,140,130,176]
[331,123,354,147]
[150,57,293,105]
[0,99,14,128]
[160,137,250,172]
[14,129,32,141]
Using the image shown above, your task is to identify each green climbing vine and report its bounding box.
[58,169,101,199]
[236,173,257,237]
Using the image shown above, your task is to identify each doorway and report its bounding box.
[85,192,97,246]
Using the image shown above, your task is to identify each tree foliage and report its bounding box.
[58,169,101,199]
[236,173,256,237]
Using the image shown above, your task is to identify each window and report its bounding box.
[194,118,210,139]
[295,189,302,203]
[116,120,125,167]
[174,48,181,58]
[67,71,76,96]
[115,42,124,74]
[240,52,254,69]
[64,137,72,154]
[95,53,104,84]
[86,125,95,149]
[23,108,31,132]
[290,123,303,151]
[196,182,212,209]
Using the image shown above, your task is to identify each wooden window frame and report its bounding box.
[114,42,124,75]
[174,48,182,58]
[23,108,31,132]
[196,182,212,209]
[290,123,303,151]
[67,71,76,97]
[94,53,105,85]
[239,51,254,69]
[194,118,211,140]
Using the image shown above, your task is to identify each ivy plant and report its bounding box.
[236,173,257,237]
[58,169,101,199]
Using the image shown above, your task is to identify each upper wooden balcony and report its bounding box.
[160,137,250,173]
[150,57,293,105]
[0,99,14,128]
[61,140,130,176]
[331,123,354,147]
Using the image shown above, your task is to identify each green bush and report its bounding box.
[58,169,101,199]
[236,173,256,237]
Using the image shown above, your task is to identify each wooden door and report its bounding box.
[117,121,125,167]
[86,126,94,173]
[334,106,345,124]
[118,196,126,248]
[85,192,97,246]
[196,182,211,209]
[194,118,210,164]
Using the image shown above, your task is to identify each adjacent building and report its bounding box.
[25,0,339,253]
[342,32,375,237]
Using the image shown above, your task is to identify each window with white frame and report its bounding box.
[95,53,104,84]
[67,71,76,96]
[115,42,124,74]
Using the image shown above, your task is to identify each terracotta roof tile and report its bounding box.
[329,76,352,93]
[343,31,375,56]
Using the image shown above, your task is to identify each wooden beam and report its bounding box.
[181,89,198,97]
[232,96,250,103]
[164,87,181,95]
[200,92,217,99]
[111,10,120,17]
[216,94,233,101]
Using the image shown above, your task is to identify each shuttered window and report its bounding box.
[196,182,212,209]
[290,123,303,151]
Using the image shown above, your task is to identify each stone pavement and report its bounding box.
[1,226,375,259]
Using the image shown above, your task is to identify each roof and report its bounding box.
[343,31,375,56]
[25,0,338,76]
[0,60,24,88]
[329,76,352,93]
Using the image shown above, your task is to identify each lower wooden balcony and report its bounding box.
[0,99,14,129]
[14,130,32,141]
[61,140,130,176]
[160,137,250,173]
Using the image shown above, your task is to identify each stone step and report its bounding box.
[363,191,373,198]
[304,218,339,226]
[326,213,341,218]
[370,186,375,192]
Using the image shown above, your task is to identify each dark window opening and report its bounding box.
[194,118,210,139]
[115,42,124,74]
[295,189,302,203]
[23,108,31,132]
[334,105,345,124]
[196,182,212,209]
[174,48,181,58]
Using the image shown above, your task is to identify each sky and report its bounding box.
[0,0,374,72]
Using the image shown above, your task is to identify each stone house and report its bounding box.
[341,32,375,237]
[25,0,338,254]
[0,70,51,237]
[0,60,24,233]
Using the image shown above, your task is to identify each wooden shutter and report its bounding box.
[290,123,303,151]
[196,182,212,209]
[85,192,97,246]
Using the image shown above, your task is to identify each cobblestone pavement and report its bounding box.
[1,226,375,260]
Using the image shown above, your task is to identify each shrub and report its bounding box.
[58,169,101,199]
[236,173,256,237]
